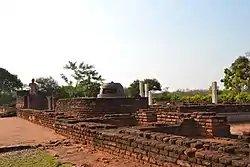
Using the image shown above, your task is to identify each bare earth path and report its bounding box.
[230,123,250,135]
[0,117,65,146]
[0,117,150,167]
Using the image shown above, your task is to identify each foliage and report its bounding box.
[235,92,250,103]
[60,61,104,97]
[221,56,250,93]
[127,78,161,97]
[0,67,23,105]
[0,94,15,106]
[35,76,60,94]
[0,68,23,93]
[155,89,250,104]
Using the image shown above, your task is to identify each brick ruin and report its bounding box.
[15,95,250,167]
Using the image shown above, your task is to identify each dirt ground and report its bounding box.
[230,123,250,135]
[2,117,250,167]
[0,117,65,146]
[0,117,149,167]
[46,144,149,167]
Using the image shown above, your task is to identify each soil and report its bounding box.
[46,144,149,167]
[0,117,65,146]
[230,123,250,135]
[0,117,149,167]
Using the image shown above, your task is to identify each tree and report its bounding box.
[60,61,104,97]
[0,67,23,93]
[221,56,250,93]
[35,76,60,94]
[0,67,23,105]
[127,78,161,97]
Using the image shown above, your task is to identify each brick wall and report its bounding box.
[17,109,250,167]
[81,114,137,126]
[137,109,230,137]
[55,120,250,167]
[151,104,250,113]
[55,97,148,118]
[179,104,250,113]
[17,109,56,129]
[16,96,25,109]
[136,109,157,124]
[16,92,49,110]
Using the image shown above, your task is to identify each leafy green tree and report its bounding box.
[0,68,23,93]
[127,78,161,97]
[221,56,250,93]
[35,77,60,94]
[0,67,23,105]
[60,61,104,97]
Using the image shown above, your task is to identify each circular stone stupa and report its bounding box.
[97,82,125,98]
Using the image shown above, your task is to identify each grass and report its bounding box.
[0,149,72,167]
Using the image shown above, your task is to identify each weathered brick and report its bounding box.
[184,148,197,157]
[177,160,191,167]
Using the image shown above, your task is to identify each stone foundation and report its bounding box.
[16,109,250,167]
[15,97,250,167]
[137,109,230,137]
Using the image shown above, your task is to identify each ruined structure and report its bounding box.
[16,82,250,167]
[16,79,54,110]
[97,82,125,98]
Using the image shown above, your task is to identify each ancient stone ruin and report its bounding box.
[15,81,250,167]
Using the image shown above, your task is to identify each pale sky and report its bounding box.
[0,0,249,91]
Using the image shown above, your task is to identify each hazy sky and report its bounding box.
[0,0,249,91]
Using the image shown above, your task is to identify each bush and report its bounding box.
[234,92,250,103]
[154,90,250,104]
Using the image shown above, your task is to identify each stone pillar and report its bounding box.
[212,81,218,104]
[139,81,144,97]
[148,91,153,105]
[144,83,149,97]
[27,96,30,109]
[46,96,52,110]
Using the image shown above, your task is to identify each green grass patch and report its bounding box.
[0,149,72,167]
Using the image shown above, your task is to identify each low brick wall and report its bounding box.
[17,109,56,129]
[82,114,137,126]
[136,109,157,124]
[55,120,250,167]
[180,104,250,113]
[137,109,230,137]
[152,104,250,113]
[16,109,250,167]
[55,97,148,118]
